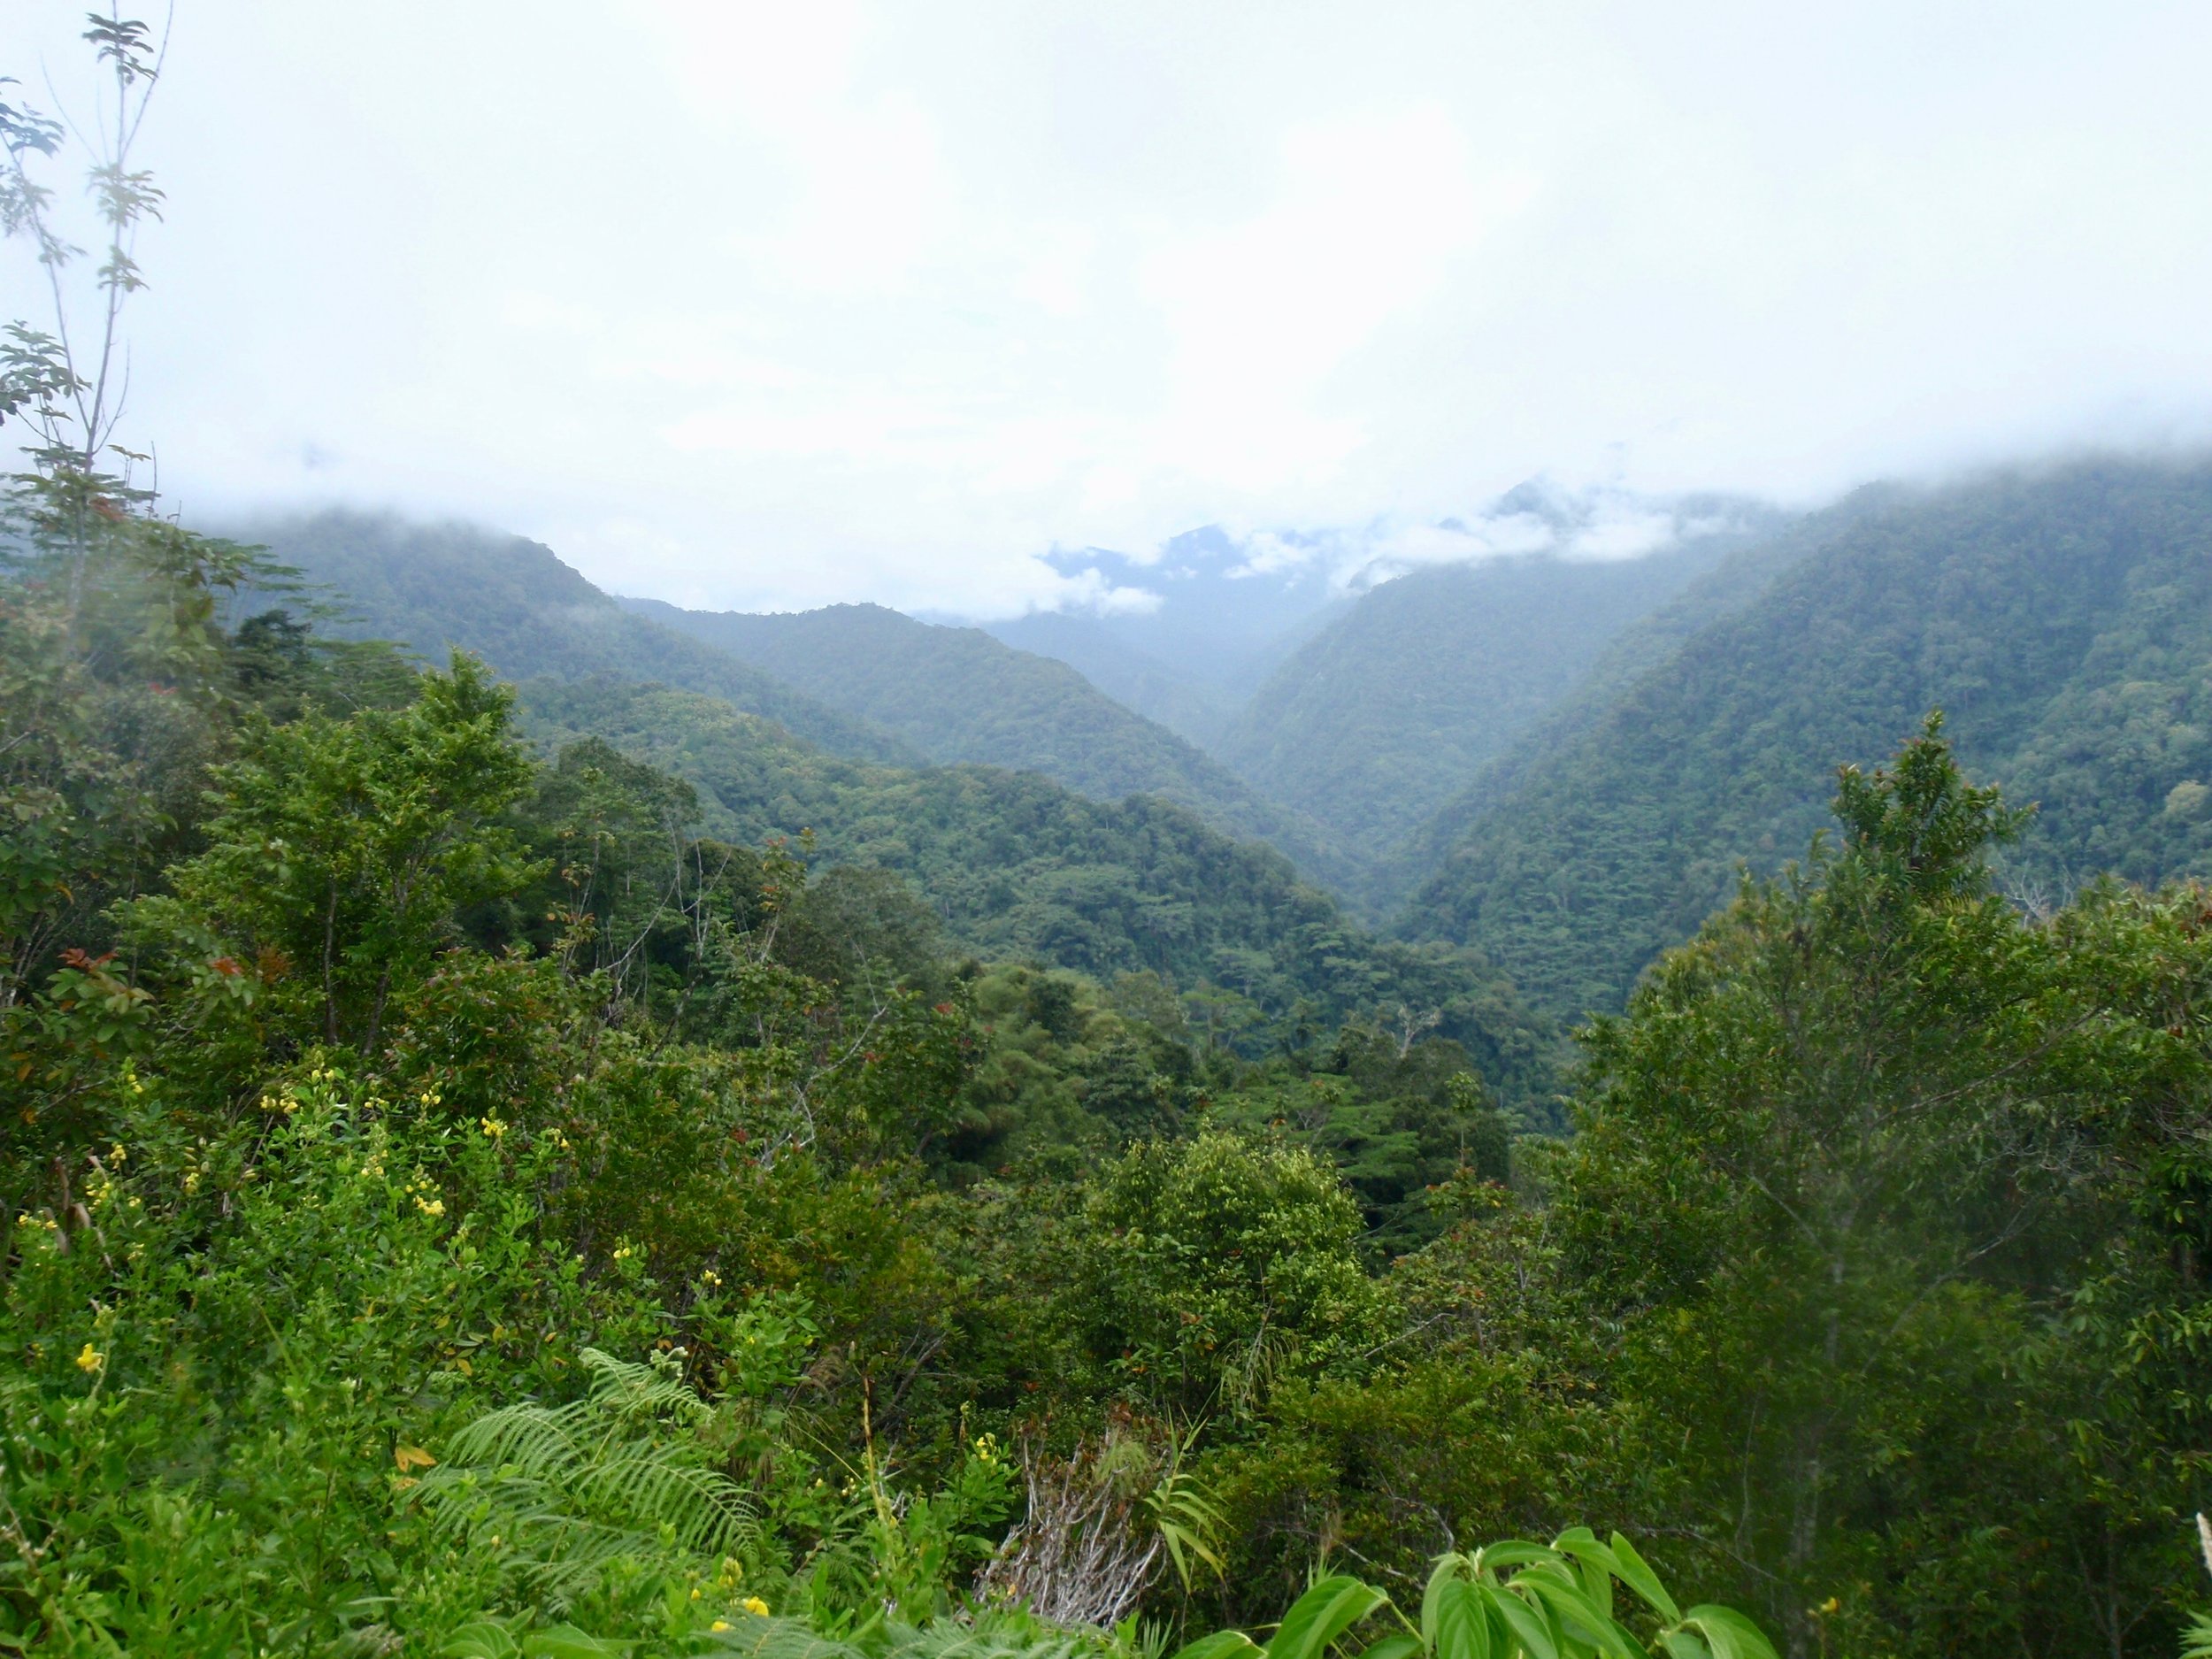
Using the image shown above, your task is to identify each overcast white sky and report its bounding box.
[12,2,2212,613]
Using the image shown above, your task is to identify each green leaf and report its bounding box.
[1517,1576,1631,1658]
[1354,1634,1422,1659]
[1479,1586,1557,1659]
[1424,1575,1492,1659]
[1606,1535,1678,1624]
[521,1627,630,1659]
[440,1624,522,1659]
[1265,1576,1392,1659]
[1547,1531,1618,1621]
[1658,1636,1711,1659]
[1676,1609,1778,1659]
[1474,1541,1555,1573]
[1169,1632,1264,1659]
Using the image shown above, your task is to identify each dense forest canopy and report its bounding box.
[8,18,2212,1659]
[1401,461,2212,1021]
[621,596,1356,890]
[515,675,1556,1112]
[1215,543,1734,870]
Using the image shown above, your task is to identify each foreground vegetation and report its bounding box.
[7,17,2212,1657]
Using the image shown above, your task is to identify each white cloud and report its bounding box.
[1039,569,1164,617]
[1133,108,1536,495]
[9,0,2212,613]
[1566,507,1680,561]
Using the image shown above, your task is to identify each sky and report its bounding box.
[11,1,2212,615]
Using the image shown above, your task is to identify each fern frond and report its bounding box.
[413,1349,760,1613]
[884,1616,1099,1659]
[694,1614,866,1659]
[581,1346,715,1426]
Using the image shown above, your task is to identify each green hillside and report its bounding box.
[626,596,1357,890]
[1217,544,1737,861]
[231,511,910,763]
[1384,508,1844,895]
[1402,458,2212,1019]
[520,674,1557,1106]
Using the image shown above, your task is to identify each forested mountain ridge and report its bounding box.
[519,674,1557,1107]
[1386,498,1858,887]
[231,514,1505,1063]
[228,510,914,764]
[624,595,1360,890]
[1402,457,2212,1019]
[1214,541,1741,865]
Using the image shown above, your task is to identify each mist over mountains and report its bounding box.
[23,4,2212,1646]
[225,452,2212,1030]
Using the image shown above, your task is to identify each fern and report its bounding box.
[692,1612,1107,1659]
[695,1614,869,1659]
[414,1348,759,1614]
[884,1612,1103,1659]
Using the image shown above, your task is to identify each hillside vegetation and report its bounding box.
[519,676,1556,1108]
[234,511,911,764]
[1217,545,1735,860]
[628,598,1354,887]
[15,495,2212,1654]
[1402,459,2212,1018]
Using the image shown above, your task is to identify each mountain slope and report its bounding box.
[1388,510,1844,890]
[1402,458,2212,1020]
[1216,543,1742,864]
[520,675,1557,1106]
[234,511,909,764]
[625,596,1359,893]
[981,610,1243,748]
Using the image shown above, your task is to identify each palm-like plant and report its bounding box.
[1165,1531,1775,1659]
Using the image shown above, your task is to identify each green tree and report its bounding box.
[1558,718,2199,1655]
[1078,1131,1391,1417]
[126,655,538,1054]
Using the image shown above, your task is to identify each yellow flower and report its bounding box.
[710,1622,731,1632]
[414,1194,446,1218]
[741,1596,770,1617]
[75,1343,104,1373]
[480,1115,507,1140]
